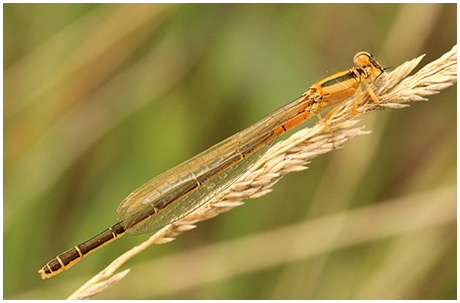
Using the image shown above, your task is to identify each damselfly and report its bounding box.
[39,51,387,279]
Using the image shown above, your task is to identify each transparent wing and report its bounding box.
[116,94,313,235]
[127,139,273,235]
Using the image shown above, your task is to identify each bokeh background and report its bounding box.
[4,3,456,299]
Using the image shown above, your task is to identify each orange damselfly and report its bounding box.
[39,51,387,279]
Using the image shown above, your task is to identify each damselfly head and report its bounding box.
[353,51,388,87]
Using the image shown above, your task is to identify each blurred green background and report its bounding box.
[4,3,456,299]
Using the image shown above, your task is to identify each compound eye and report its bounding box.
[353,51,372,69]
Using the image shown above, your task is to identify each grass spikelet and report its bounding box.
[68,45,457,300]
